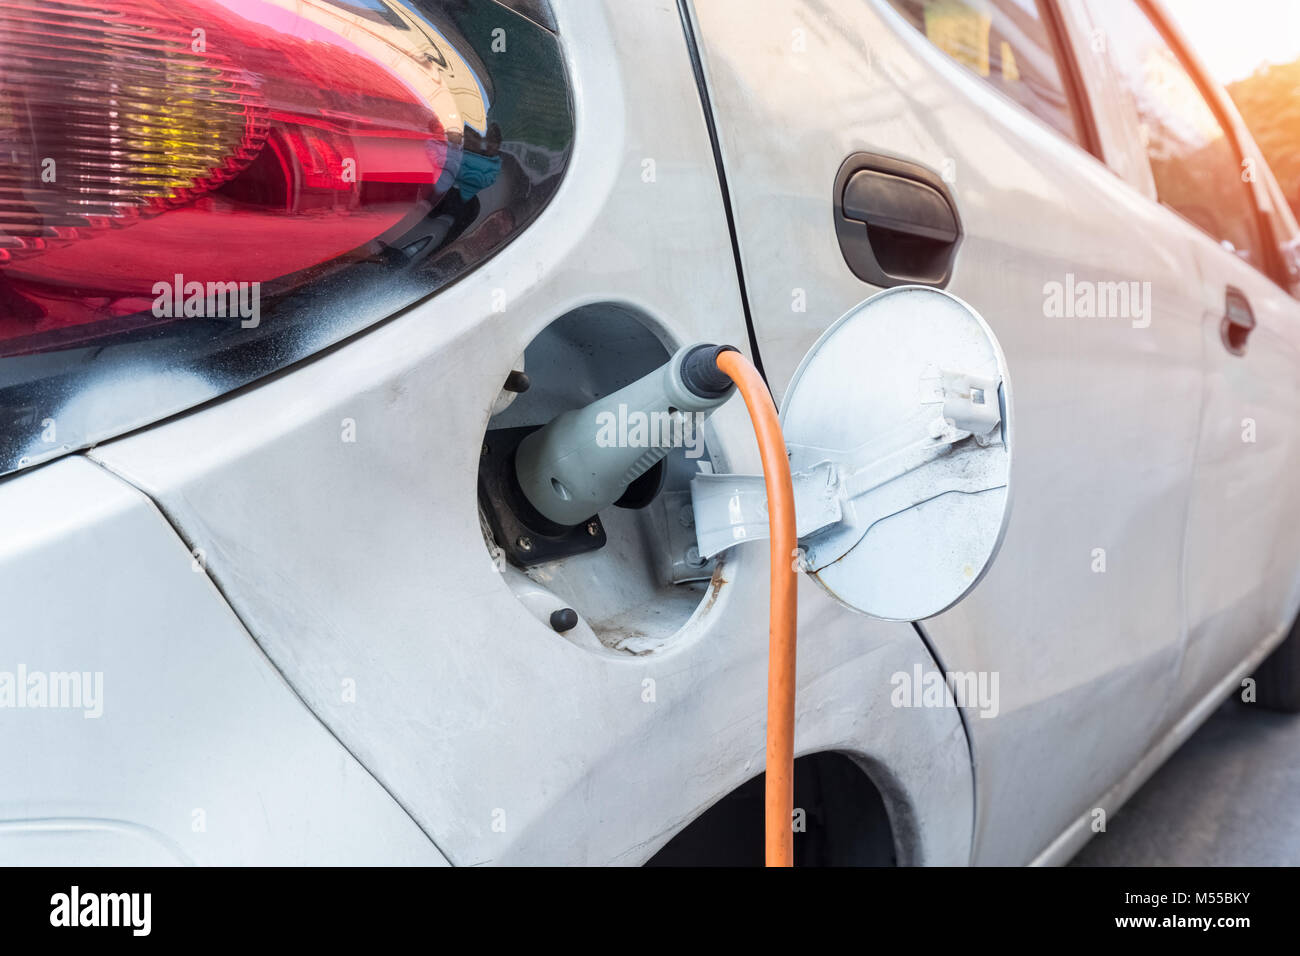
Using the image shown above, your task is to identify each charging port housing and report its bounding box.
[478,305,722,654]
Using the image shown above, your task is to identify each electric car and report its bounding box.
[2,0,1299,866]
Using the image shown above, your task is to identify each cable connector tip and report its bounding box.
[680,343,740,399]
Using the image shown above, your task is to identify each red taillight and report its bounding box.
[0,0,573,478]
[0,0,471,348]
[0,0,271,261]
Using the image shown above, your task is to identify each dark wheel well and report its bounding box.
[645,751,896,866]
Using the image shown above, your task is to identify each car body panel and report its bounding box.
[0,457,446,865]
[82,0,975,865]
[1175,231,1300,714]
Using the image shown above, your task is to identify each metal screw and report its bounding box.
[586,521,600,537]
[516,535,533,552]
[685,545,706,568]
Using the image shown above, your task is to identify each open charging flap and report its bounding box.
[692,285,1013,622]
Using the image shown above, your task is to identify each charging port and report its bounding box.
[478,305,727,654]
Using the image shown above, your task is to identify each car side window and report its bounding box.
[885,0,1084,147]
[1088,0,1265,268]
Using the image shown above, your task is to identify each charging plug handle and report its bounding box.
[514,343,739,527]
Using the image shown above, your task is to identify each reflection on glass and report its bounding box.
[887,0,1083,147]
[1087,0,1263,265]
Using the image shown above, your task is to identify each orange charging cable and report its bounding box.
[715,350,799,867]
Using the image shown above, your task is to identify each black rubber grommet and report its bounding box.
[680,344,740,399]
[549,608,579,633]
[503,369,531,393]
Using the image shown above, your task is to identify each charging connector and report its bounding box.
[513,343,737,528]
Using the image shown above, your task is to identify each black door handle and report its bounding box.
[833,153,962,288]
[1222,286,1255,356]
[842,169,959,243]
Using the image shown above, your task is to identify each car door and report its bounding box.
[688,0,1205,863]
[1081,0,1300,717]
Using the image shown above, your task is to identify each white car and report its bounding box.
[1,0,1298,866]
